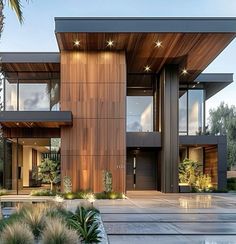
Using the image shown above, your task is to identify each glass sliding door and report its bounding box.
[2,138,61,195]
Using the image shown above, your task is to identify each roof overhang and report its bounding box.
[0,52,60,78]
[0,111,72,128]
[194,73,233,99]
[55,17,236,82]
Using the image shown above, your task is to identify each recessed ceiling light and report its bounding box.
[107,40,114,47]
[155,40,162,48]
[73,40,80,47]
[182,68,188,75]
[144,65,151,72]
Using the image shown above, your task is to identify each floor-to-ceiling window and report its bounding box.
[179,88,205,135]
[0,137,61,194]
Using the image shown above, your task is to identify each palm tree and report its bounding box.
[0,0,28,39]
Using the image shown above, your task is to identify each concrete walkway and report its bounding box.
[95,191,236,244]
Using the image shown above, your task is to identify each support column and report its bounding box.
[159,65,179,193]
[217,137,227,190]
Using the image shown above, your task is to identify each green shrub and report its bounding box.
[195,173,212,192]
[63,192,77,199]
[0,188,8,196]
[95,191,124,199]
[68,206,101,243]
[227,177,236,190]
[0,222,34,244]
[30,189,56,196]
[41,218,79,244]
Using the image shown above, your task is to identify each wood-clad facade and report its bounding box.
[60,51,126,192]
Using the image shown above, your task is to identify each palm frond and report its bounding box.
[8,0,29,23]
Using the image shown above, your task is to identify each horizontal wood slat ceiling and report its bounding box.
[56,32,235,81]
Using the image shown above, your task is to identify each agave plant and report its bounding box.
[68,206,101,243]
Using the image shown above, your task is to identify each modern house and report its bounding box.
[0,17,235,194]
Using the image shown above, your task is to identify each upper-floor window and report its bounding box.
[179,89,205,135]
[127,96,153,132]
[3,75,60,111]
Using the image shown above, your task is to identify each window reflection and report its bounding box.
[188,90,204,135]
[127,96,153,132]
[19,81,50,111]
[179,91,187,135]
[179,89,205,135]
[3,78,60,111]
[5,79,17,111]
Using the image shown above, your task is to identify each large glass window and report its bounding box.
[127,96,153,132]
[1,138,61,194]
[188,90,204,135]
[19,81,50,111]
[3,77,60,111]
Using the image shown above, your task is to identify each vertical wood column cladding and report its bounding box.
[159,65,179,193]
[60,51,126,193]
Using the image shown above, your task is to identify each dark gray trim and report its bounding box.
[195,73,234,83]
[0,111,72,124]
[179,135,227,145]
[126,132,161,147]
[194,73,233,100]
[55,17,236,33]
[0,52,60,63]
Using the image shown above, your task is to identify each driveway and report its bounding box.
[95,191,236,244]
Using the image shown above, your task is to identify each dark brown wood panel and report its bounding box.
[60,51,126,193]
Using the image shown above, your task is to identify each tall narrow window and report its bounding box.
[188,90,204,135]
[179,91,187,135]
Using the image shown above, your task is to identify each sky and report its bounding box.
[1,0,236,124]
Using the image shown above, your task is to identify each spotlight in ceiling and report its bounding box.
[182,68,188,75]
[73,40,80,47]
[144,65,151,72]
[155,40,162,48]
[107,40,114,47]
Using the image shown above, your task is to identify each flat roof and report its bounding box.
[55,17,236,33]
[196,73,233,99]
[0,52,60,63]
[0,52,60,74]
